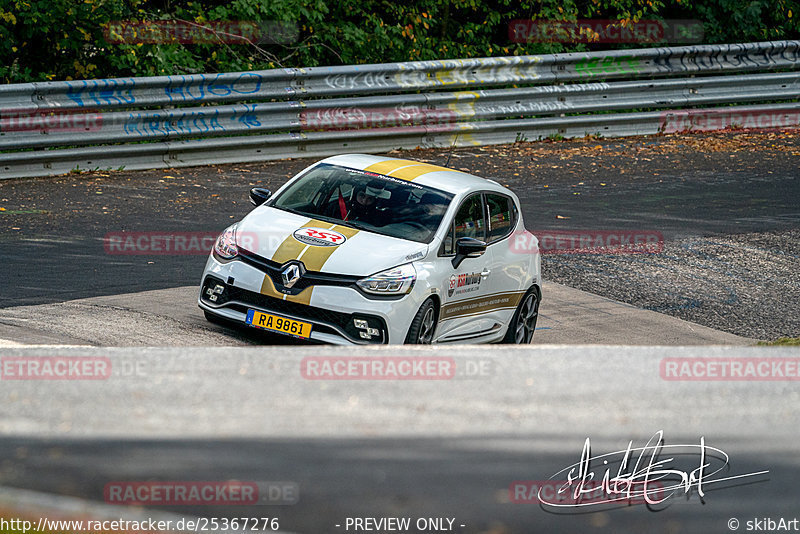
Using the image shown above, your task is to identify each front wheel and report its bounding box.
[404,299,437,344]
[503,288,539,344]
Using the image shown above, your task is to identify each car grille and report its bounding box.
[201,276,387,343]
[237,249,361,294]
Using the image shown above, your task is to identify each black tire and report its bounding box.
[502,287,540,344]
[404,299,437,344]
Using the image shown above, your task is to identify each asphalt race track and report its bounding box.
[0,282,750,347]
[1,131,798,534]
[0,345,798,534]
[1,131,798,340]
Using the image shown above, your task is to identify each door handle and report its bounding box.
[480,269,491,277]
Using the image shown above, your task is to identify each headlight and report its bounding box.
[213,224,239,259]
[356,263,416,295]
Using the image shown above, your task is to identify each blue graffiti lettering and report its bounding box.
[232,104,260,128]
[164,72,263,102]
[209,110,223,131]
[124,112,143,136]
[66,79,136,108]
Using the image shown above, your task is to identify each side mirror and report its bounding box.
[249,187,272,207]
[452,237,486,269]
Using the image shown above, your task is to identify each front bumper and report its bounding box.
[200,274,391,344]
[198,255,423,344]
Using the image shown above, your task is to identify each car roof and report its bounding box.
[319,154,508,196]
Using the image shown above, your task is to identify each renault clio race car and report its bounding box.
[199,154,541,344]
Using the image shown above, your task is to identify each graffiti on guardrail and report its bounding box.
[2,41,799,178]
[164,73,267,102]
[64,72,277,108]
[401,60,545,88]
[119,103,288,137]
[65,79,136,108]
[461,83,612,115]
[571,42,800,80]
[665,42,800,72]
[574,55,641,79]
[322,57,548,92]
[122,109,226,137]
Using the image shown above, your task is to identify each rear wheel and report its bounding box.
[404,299,437,344]
[503,288,539,344]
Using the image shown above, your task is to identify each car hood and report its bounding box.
[234,206,429,276]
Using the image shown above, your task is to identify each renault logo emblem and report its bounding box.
[281,262,305,289]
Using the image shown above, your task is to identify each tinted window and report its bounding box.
[443,225,454,255]
[454,194,486,242]
[486,194,514,242]
[270,163,454,244]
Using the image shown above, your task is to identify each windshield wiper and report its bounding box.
[304,212,369,231]
[339,219,372,231]
[273,206,374,233]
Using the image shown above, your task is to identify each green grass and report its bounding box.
[758,337,800,346]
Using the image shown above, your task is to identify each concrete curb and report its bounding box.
[0,282,756,347]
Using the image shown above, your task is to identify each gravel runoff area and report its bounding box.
[1,129,798,341]
[542,229,800,341]
[404,130,800,342]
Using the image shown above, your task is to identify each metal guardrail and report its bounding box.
[1,40,799,178]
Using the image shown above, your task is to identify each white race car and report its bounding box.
[199,154,541,344]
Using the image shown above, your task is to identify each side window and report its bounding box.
[443,225,454,255]
[454,194,486,242]
[441,193,487,256]
[486,194,514,242]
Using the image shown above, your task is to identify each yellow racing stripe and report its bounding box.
[363,159,417,177]
[262,221,359,306]
[386,163,455,181]
[297,224,359,271]
[365,160,463,181]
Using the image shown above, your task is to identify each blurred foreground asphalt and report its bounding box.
[0,345,797,533]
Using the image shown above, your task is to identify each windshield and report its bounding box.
[269,163,454,243]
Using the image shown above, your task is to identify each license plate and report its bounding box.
[246,309,312,339]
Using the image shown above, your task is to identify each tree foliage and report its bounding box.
[1,0,798,83]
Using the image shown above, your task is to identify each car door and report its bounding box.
[482,192,528,329]
[434,193,496,342]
